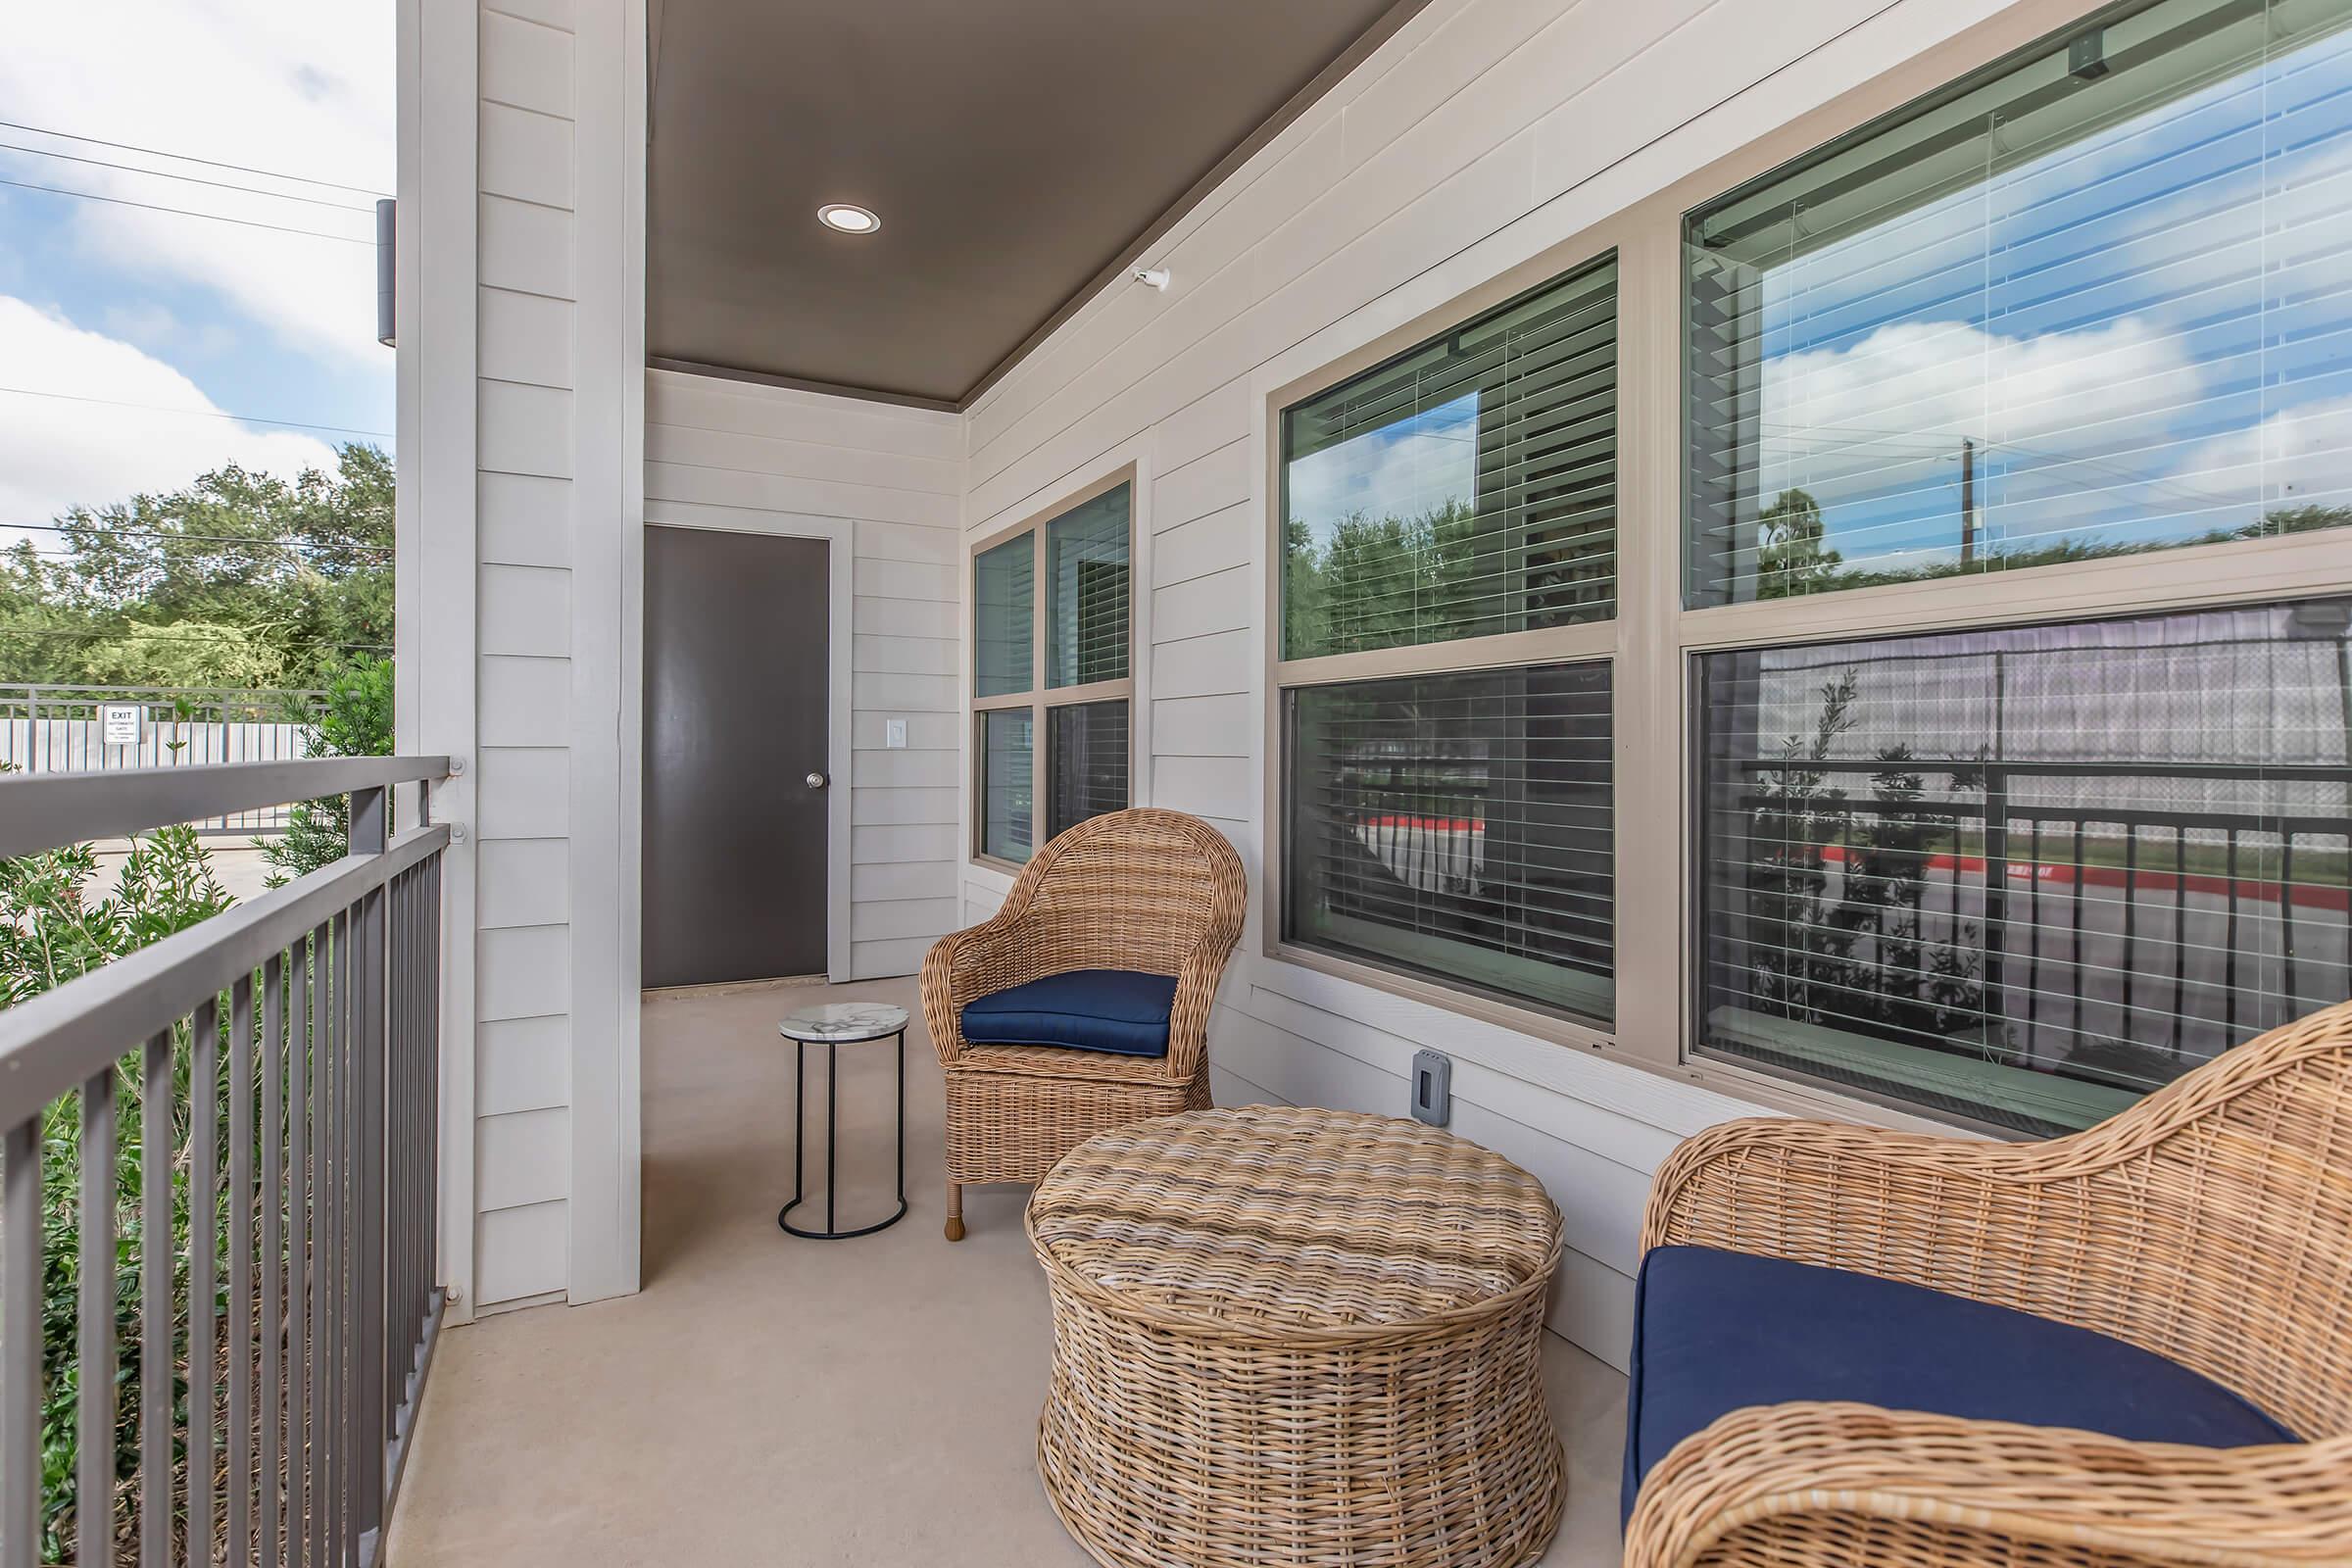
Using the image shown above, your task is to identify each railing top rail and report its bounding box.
[0,821,450,1127]
[0,756,450,858]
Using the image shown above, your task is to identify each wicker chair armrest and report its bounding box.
[1625,1402,2349,1568]
[919,906,1033,1068]
[1158,935,1238,1084]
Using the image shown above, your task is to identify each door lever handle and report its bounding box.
[806,771,828,790]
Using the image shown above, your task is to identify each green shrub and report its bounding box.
[2,819,233,1559]
[260,653,394,887]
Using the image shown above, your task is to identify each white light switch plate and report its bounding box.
[884,717,907,749]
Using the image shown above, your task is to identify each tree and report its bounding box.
[0,444,391,689]
[1755,487,1841,599]
[259,653,395,885]
[74,617,291,689]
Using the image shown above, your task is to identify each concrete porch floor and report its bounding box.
[385,975,1632,1566]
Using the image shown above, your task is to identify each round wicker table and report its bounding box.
[1027,1106,1566,1568]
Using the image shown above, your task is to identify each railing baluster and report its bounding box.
[317,918,339,1568]
[2279,836,2299,1017]
[140,1029,172,1568]
[2172,825,2189,1060]
[303,926,326,1568]
[333,906,353,1564]
[359,876,385,1541]
[2025,821,2042,1056]
[263,955,285,1568]
[425,855,442,1321]
[3,1118,38,1568]
[295,931,318,1568]
[79,1062,116,1568]
[2069,823,2087,1041]
[2226,832,2240,1035]
[231,972,257,1565]
[192,997,220,1567]
[2121,827,2138,1044]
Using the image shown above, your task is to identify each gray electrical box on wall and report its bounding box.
[1410,1049,1452,1126]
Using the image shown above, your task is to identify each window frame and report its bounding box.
[1263,224,1642,1043]
[1255,0,2352,1135]
[968,466,1139,873]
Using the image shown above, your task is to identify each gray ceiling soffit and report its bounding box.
[647,0,1430,411]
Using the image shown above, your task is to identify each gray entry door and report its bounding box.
[643,524,830,988]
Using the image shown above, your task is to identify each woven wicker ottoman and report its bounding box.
[1027,1106,1565,1568]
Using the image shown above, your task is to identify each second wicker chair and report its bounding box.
[921,808,1246,1241]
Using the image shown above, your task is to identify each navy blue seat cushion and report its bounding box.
[1623,1245,2295,1528]
[960,968,1178,1058]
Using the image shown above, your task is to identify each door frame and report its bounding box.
[639,514,856,984]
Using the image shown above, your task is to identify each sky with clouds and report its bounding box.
[0,1,393,554]
[1290,11,2352,600]
[1722,12,2352,585]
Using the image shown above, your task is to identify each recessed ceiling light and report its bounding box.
[817,203,880,234]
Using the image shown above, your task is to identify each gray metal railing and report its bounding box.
[0,755,450,1568]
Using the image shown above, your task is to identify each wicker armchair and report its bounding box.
[922,808,1245,1241]
[1624,999,2352,1568]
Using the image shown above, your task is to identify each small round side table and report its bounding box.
[777,1002,909,1240]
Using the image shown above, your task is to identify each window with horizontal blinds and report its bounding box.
[1285,662,1614,1022]
[1282,256,1618,660]
[975,535,1033,698]
[1048,700,1129,838]
[1695,596,2352,1135]
[981,710,1035,863]
[1685,0,2352,609]
[1047,485,1130,687]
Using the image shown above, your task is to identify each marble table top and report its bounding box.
[778,1002,910,1044]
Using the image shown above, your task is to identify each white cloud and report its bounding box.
[0,0,394,370]
[0,296,337,537]
[1287,394,1480,535]
[1753,315,2261,557]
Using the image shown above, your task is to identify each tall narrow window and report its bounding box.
[1276,252,1620,1025]
[1695,597,2352,1135]
[1685,0,2352,607]
[972,483,1135,863]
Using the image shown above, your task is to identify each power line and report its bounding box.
[0,141,378,213]
[0,176,373,246]
[3,519,391,557]
[0,385,393,442]
[0,119,389,199]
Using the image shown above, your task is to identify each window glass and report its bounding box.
[981,709,1035,863]
[975,534,1034,698]
[1046,486,1131,688]
[1047,700,1129,838]
[1285,662,1614,1022]
[1695,597,2352,1133]
[1283,257,1618,659]
[1685,0,2352,607]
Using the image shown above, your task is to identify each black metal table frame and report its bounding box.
[778,1024,909,1240]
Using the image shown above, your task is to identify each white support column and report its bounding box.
[397,0,482,1324]
[566,0,648,1305]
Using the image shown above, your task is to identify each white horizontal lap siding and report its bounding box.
[644,369,963,983]
[472,0,580,1310]
[956,0,2018,1365]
